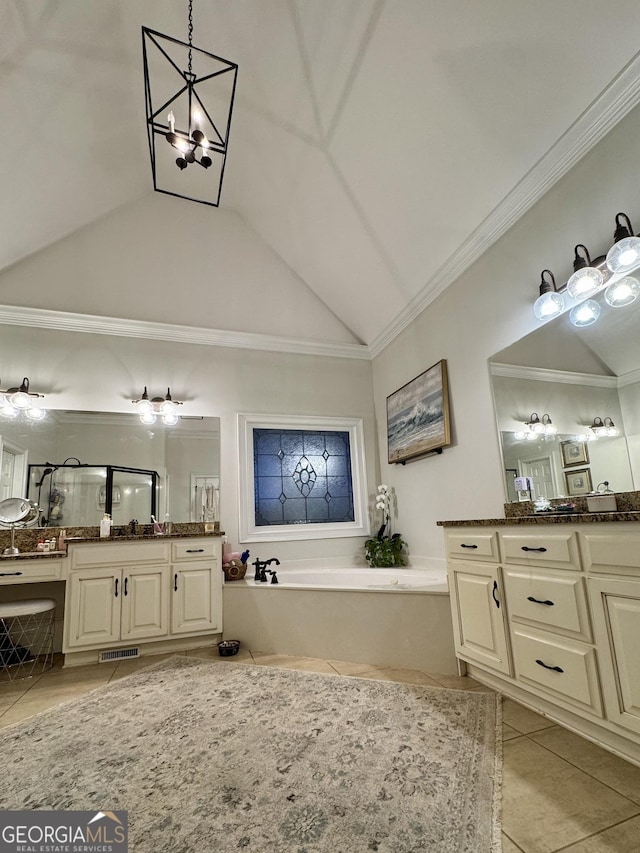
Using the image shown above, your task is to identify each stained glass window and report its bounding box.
[253,428,355,526]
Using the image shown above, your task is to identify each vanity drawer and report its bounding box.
[445,530,499,563]
[0,558,64,584]
[511,625,602,717]
[504,568,592,641]
[71,542,170,568]
[499,529,580,570]
[171,540,218,562]
[580,529,640,576]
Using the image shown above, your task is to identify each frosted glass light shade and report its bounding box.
[0,403,18,418]
[566,267,603,299]
[533,290,564,320]
[140,411,157,425]
[570,300,600,327]
[25,407,46,421]
[10,390,32,409]
[604,276,640,307]
[606,236,640,274]
[159,398,177,416]
[136,398,153,415]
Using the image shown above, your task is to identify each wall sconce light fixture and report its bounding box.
[534,214,640,326]
[0,378,46,420]
[589,417,620,438]
[133,387,183,425]
[514,413,556,440]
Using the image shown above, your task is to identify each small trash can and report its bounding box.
[0,598,56,682]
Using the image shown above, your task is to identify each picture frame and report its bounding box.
[560,439,590,468]
[387,359,451,464]
[564,467,593,497]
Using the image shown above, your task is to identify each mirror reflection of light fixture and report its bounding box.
[606,213,640,275]
[533,270,564,320]
[142,0,238,207]
[589,416,620,437]
[133,387,183,425]
[0,378,46,421]
[566,244,606,299]
[514,412,557,440]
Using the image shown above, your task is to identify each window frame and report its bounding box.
[238,413,370,543]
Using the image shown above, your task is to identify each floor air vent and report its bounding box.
[99,648,140,663]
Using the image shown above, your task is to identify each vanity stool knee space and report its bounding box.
[0,598,56,681]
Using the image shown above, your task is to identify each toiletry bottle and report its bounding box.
[100,513,112,538]
[58,529,67,553]
[37,538,44,552]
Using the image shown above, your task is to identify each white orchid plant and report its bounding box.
[364,484,406,567]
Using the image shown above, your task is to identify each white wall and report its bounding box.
[0,324,376,563]
[371,102,640,559]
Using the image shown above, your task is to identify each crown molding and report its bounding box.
[369,53,640,359]
[490,362,618,389]
[0,305,371,361]
[617,366,640,388]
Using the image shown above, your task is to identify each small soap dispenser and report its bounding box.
[100,513,112,538]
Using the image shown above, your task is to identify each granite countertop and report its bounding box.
[0,524,223,560]
[437,512,640,527]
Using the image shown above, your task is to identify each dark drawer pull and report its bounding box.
[527,596,555,606]
[114,578,119,598]
[124,577,128,596]
[535,659,563,673]
[460,543,478,549]
[186,548,205,553]
[174,573,178,592]
[521,546,547,553]
[0,571,23,577]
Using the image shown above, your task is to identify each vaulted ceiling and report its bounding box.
[3,0,640,355]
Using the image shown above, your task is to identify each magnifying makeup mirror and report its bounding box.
[0,498,39,556]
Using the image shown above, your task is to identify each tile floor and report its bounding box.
[1,648,640,852]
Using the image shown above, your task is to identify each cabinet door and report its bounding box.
[449,562,511,674]
[589,576,640,735]
[120,565,169,641]
[171,562,220,634]
[65,569,121,649]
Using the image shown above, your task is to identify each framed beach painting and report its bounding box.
[387,359,451,464]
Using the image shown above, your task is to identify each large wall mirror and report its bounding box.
[0,412,220,527]
[490,286,640,503]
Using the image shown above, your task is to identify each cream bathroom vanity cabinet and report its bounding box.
[63,537,222,663]
[443,520,640,767]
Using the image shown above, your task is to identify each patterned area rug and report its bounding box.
[0,657,501,852]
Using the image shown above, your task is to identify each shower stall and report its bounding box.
[27,462,159,528]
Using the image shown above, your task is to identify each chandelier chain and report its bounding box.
[187,0,193,74]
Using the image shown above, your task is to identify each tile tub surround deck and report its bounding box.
[2,648,640,853]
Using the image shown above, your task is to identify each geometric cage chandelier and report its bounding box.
[142,0,238,207]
